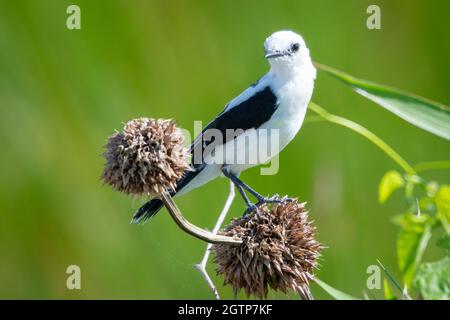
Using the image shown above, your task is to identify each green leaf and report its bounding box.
[425,181,440,198]
[383,278,397,300]
[437,234,450,255]
[392,212,435,232]
[436,185,450,233]
[315,63,450,140]
[379,171,404,203]
[397,224,432,289]
[377,259,411,300]
[314,278,360,300]
[414,256,450,300]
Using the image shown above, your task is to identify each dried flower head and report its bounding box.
[213,199,322,300]
[102,118,190,196]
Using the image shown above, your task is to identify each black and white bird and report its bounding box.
[133,30,316,223]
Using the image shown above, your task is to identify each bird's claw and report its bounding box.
[243,204,259,216]
[256,194,295,206]
[243,195,296,216]
[281,196,296,203]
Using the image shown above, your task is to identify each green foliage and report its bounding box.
[314,278,360,300]
[380,173,449,299]
[436,186,450,233]
[377,259,411,300]
[414,256,450,300]
[309,103,415,174]
[397,225,431,289]
[383,278,397,300]
[379,171,404,203]
[315,63,450,140]
[312,69,449,300]
[414,234,450,299]
[437,234,450,254]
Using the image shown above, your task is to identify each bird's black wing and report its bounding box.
[190,86,279,166]
[180,86,279,187]
[132,86,279,223]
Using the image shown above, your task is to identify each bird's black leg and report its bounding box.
[221,167,292,215]
[221,167,281,202]
[236,182,257,212]
[222,167,257,215]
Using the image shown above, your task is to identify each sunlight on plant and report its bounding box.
[307,63,450,300]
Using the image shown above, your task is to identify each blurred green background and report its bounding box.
[0,0,449,299]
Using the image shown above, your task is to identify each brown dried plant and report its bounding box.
[213,199,322,300]
[102,118,190,196]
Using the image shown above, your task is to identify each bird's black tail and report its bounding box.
[132,198,164,224]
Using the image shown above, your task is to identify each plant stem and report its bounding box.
[414,161,450,173]
[195,181,236,299]
[376,259,412,300]
[160,191,241,245]
[308,102,416,175]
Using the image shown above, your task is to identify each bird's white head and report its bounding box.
[264,30,316,79]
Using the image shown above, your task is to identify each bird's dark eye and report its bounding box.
[291,43,300,52]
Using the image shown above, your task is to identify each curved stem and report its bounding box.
[304,115,324,124]
[195,181,236,299]
[160,191,241,245]
[414,161,450,173]
[308,102,416,175]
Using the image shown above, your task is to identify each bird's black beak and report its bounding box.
[265,51,289,59]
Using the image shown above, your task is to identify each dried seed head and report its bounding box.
[213,199,322,300]
[102,118,190,196]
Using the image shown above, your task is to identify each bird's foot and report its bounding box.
[255,194,295,206]
[243,195,296,217]
[243,204,259,216]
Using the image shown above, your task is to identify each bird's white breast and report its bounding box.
[264,74,313,149]
[263,72,314,151]
[225,73,314,174]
